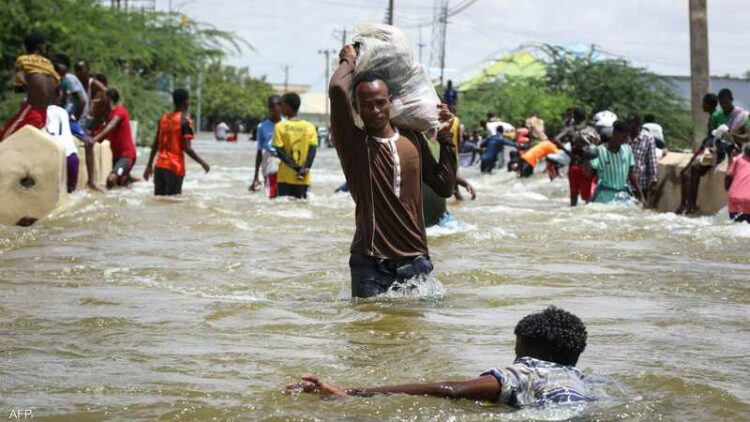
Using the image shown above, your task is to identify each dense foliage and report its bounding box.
[0,0,271,143]
[460,45,694,149]
[201,64,274,131]
[459,77,574,136]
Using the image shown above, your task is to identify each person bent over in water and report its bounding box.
[329,45,457,298]
[287,306,592,407]
[90,88,137,188]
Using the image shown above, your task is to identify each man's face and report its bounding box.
[719,95,734,114]
[75,63,88,81]
[38,43,47,56]
[280,101,293,118]
[268,99,282,120]
[702,99,715,114]
[356,80,391,131]
[610,131,627,149]
[629,123,640,138]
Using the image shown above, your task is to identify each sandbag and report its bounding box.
[353,24,440,131]
[75,139,113,188]
[0,125,67,226]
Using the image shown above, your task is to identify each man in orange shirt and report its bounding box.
[143,89,210,196]
[518,140,559,178]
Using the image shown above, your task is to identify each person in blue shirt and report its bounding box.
[287,306,593,408]
[443,80,458,107]
[480,133,517,173]
[250,95,282,197]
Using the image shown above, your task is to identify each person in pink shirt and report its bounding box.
[725,145,750,223]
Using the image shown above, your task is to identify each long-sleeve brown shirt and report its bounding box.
[329,59,457,260]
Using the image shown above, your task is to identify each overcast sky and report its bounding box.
[154,0,750,92]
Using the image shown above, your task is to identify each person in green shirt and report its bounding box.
[707,94,730,134]
[677,93,726,214]
[588,120,644,204]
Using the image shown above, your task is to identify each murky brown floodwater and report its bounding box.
[1,136,749,421]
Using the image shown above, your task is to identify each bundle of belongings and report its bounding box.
[352,24,440,132]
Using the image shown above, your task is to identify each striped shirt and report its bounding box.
[590,144,635,203]
[481,357,592,407]
[629,134,658,189]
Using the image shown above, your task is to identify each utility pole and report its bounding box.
[333,28,348,49]
[196,70,202,133]
[689,0,709,151]
[439,1,448,89]
[429,0,449,87]
[318,49,335,127]
[387,0,394,25]
[418,26,426,65]
[282,64,292,93]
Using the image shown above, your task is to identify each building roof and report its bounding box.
[458,51,546,91]
[271,83,311,94]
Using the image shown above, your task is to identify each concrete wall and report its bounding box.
[655,152,727,215]
[75,139,113,188]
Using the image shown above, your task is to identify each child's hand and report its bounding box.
[286,375,347,396]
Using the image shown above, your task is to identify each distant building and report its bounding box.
[298,92,329,128]
[270,83,310,95]
[668,76,750,110]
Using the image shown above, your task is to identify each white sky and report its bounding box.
[155,0,750,91]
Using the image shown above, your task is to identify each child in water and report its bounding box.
[286,306,592,408]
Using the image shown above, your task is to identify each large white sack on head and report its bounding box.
[353,24,440,131]
[0,125,67,226]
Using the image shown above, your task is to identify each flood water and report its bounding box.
[1,136,749,421]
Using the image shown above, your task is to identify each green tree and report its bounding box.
[540,45,693,149]
[460,77,573,136]
[460,45,694,149]
[0,0,252,143]
[201,63,274,130]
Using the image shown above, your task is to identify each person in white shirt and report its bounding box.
[215,121,229,141]
[46,87,79,193]
[642,114,667,159]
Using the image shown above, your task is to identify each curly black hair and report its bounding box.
[514,306,587,366]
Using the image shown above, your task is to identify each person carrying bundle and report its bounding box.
[329,42,456,298]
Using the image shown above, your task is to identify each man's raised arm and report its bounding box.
[329,46,359,167]
[421,105,458,198]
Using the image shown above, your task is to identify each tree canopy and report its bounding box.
[0,0,271,143]
[201,64,274,131]
[459,45,694,149]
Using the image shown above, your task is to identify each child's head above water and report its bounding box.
[513,306,587,366]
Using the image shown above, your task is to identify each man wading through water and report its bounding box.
[329,45,457,298]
